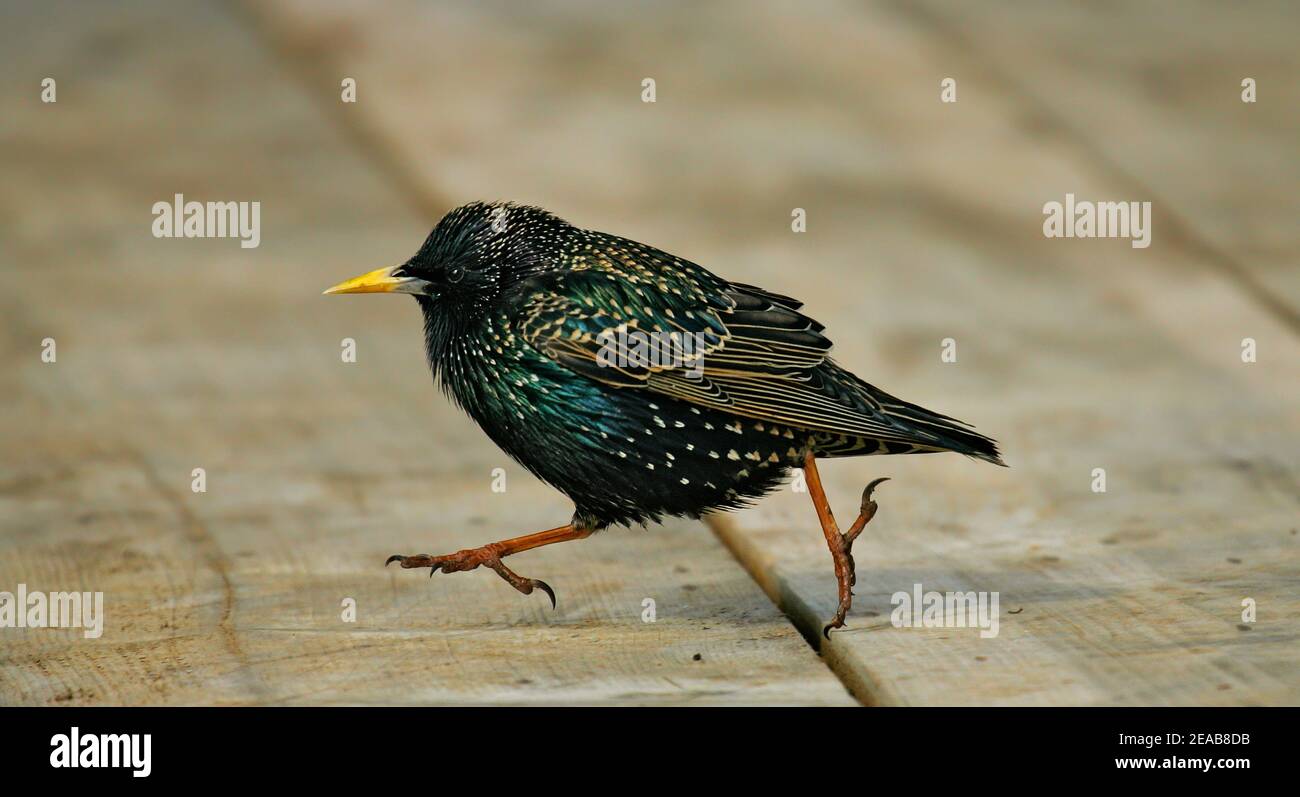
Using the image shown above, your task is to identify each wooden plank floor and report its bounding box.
[898,0,1300,325]
[247,0,1300,706]
[0,0,853,705]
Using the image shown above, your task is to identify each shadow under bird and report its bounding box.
[325,202,1004,636]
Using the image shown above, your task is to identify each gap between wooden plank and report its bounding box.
[705,512,898,705]
[220,0,861,703]
[228,0,1294,707]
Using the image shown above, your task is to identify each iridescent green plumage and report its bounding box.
[400,202,1001,529]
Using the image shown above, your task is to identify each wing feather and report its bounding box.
[504,241,925,443]
[500,231,1002,464]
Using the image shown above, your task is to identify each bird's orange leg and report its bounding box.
[802,451,889,638]
[386,522,594,608]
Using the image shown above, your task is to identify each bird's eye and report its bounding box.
[446,265,465,283]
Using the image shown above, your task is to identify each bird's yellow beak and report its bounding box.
[323,264,413,295]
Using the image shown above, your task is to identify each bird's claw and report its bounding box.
[387,553,438,568]
[860,477,890,514]
[530,579,557,609]
[385,548,557,608]
[821,476,889,640]
[823,616,847,640]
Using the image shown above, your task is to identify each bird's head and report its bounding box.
[323,201,569,307]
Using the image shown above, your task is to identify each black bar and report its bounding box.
[2,707,1284,784]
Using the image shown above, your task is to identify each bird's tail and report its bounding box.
[868,386,1006,466]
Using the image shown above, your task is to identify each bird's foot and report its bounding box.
[386,545,557,608]
[821,477,889,639]
[843,477,889,587]
[822,536,855,639]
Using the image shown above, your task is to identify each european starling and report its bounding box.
[325,202,1003,635]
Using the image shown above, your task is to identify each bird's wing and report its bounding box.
[506,242,944,446]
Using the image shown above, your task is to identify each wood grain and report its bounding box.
[897,0,1300,327]
[248,0,1300,705]
[0,0,852,706]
